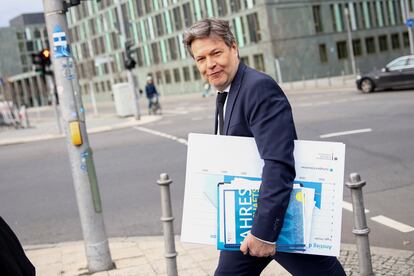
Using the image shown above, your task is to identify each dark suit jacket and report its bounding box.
[223,62,297,242]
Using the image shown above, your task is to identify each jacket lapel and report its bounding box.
[224,62,247,135]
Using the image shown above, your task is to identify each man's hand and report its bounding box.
[240,233,276,257]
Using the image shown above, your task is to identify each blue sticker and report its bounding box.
[62,59,75,80]
[52,26,71,58]
[79,107,85,113]
[81,150,89,158]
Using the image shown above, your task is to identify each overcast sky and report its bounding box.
[0,0,43,27]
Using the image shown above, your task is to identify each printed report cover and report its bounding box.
[217,179,310,252]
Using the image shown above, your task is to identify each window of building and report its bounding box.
[233,17,246,47]
[336,41,348,59]
[319,44,328,63]
[143,0,152,13]
[240,56,249,66]
[375,1,385,27]
[230,0,242,12]
[165,70,172,84]
[33,29,41,39]
[193,65,201,80]
[173,68,181,82]
[183,66,191,81]
[352,39,362,56]
[330,4,344,32]
[205,0,215,17]
[253,54,265,72]
[168,38,178,60]
[155,14,165,36]
[403,32,410,48]
[216,0,228,16]
[135,0,143,16]
[378,35,388,51]
[312,5,323,33]
[183,3,193,27]
[391,33,400,49]
[121,3,132,39]
[361,2,373,29]
[26,41,34,52]
[151,42,160,64]
[20,55,27,65]
[244,0,255,9]
[172,7,183,31]
[156,71,163,85]
[136,47,144,67]
[247,13,261,43]
[365,37,376,54]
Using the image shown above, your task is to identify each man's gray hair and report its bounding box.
[183,18,236,58]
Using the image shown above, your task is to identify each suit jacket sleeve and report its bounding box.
[248,77,297,243]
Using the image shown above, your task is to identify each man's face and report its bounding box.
[191,35,239,91]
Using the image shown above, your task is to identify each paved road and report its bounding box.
[1,88,413,252]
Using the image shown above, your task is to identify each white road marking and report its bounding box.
[134,126,188,145]
[371,215,414,233]
[320,128,372,138]
[342,200,370,213]
[135,127,412,235]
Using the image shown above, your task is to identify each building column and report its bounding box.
[13,81,22,107]
[28,76,40,107]
[36,75,48,106]
[22,79,31,107]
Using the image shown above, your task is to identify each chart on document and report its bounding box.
[181,133,345,257]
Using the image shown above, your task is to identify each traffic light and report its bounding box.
[124,42,136,70]
[31,48,52,76]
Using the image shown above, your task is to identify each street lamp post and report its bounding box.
[402,0,414,54]
[344,8,356,76]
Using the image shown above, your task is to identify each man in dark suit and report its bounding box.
[183,19,346,275]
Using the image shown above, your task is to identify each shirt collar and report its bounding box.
[216,84,231,93]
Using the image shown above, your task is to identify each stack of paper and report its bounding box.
[217,178,316,253]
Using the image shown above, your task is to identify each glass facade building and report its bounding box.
[67,0,414,101]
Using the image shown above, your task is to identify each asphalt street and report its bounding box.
[1,88,413,252]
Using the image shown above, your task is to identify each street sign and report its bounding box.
[406,18,414,28]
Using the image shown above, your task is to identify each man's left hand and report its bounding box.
[240,233,276,257]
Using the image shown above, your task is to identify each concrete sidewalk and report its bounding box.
[0,101,161,146]
[24,236,414,276]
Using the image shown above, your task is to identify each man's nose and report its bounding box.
[206,57,216,69]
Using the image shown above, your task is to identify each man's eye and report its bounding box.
[197,57,205,63]
[213,51,221,56]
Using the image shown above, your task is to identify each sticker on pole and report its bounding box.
[52,26,71,58]
[406,18,414,28]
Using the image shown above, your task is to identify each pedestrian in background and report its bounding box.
[145,76,160,114]
[184,18,346,276]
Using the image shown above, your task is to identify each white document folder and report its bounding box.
[181,133,346,257]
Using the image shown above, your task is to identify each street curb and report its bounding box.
[23,236,413,257]
[0,115,162,146]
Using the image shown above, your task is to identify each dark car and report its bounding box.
[356,55,414,93]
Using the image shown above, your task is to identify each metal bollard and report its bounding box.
[157,173,178,276]
[345,173,374,276]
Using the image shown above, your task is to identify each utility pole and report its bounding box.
[401,0,414,54]
[344,8,356,76]
[42,0,113,272]
[115,0,140,120]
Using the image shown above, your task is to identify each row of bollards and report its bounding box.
[157,172,374,276]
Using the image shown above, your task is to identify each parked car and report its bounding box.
[356,55,414,93]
